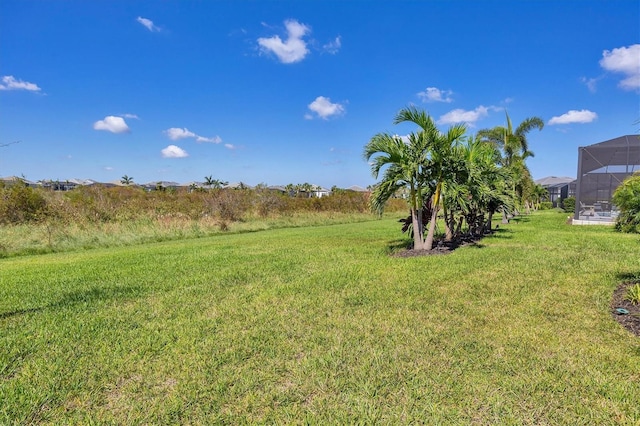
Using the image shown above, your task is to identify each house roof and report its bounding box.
[580,134,640,149]
[141,181,181,187]
[347,185,368,192]
[535,176,575,187]
[0,176,37,186]
[226,182,253,189]
[579,135,640,174]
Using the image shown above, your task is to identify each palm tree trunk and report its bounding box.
[486,210,495,233]
[411,207,425,250]
[425,184,441,250]
[501,207,509,224]
[425,202,438,250]
[410,187,425,250]
[444,202,453,242]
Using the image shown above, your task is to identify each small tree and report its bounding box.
[561,196,575,213]
[121,175,134,185]
[613,172,640,233]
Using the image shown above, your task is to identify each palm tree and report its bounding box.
[364,106,466,250]
[392,107,467,248]
[531,184,548,210]
[284,183,296,197]
[121,175,133,185]
[364,110,433,249]
[454,135,511,234]
[204,176,227,190]
[425,120,467,250]
[478,111,543,222]
[365,131,428,250]
[300,182,314,197]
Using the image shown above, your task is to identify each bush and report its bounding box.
[613,172,640,233]
[205,189,251,222]
[561,196,575,213]
[254,189,290,217]
[0,182,48,224]
[538,201,553,210]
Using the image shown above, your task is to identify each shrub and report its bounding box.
[612,172,640,233]
[561,196,575,213]
[206,189,251,222]
[626,283,640,305]
[538,201,553,210]
[0,182,48,224]
[254,189,289,217]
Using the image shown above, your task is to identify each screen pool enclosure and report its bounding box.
[574,135,640,222]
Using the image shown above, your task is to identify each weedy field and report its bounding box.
[1,211,639,424]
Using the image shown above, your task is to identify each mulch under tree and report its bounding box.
[611,281,640,338]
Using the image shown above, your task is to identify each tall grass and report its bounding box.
[0,184,406,257]
[0,210,639,424]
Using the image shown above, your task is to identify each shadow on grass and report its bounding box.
[616,271,640,282]
[0,285,144,320]
[385,238,412,254]
[386,234,489,256]
[485,227,513,239]
[510,215,531,224]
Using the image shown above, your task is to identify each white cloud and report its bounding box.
[0,75,41,92]
[323,36,341,54]
[121,113,139,119]
[165,127,196,140]
[196,135,222,144]
[164,127,221,143]
[417,87,453,103]
[137,16,160,32]
[548,109,598,125]
[437,106,489,125]
[258,19,310,64]
[599,44,640,90]
[580,76,600,93]
[161,145,188,158]
[224,143,236,150]
[93,116,130,133]
[307,96,345,119]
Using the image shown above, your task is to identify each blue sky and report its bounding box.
[1,1,639,188]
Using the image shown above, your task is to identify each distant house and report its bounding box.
[574,135,640,222]
[226,182,253,190]
[141,181,181,191]
[346,185,369,192]
[267,185,287,194]
[311,185,330,198]
[0,176,38,188]
[535,176,576,207]
[38,179,79,191]
[183,181,205,192]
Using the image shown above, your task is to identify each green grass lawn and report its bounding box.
[1,211,639,424]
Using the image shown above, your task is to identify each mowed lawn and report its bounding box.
[1,211,639,424]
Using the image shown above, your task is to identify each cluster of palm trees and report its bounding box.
[203,176,229,189]
[364,106,545,251]
[284,183,323,197]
